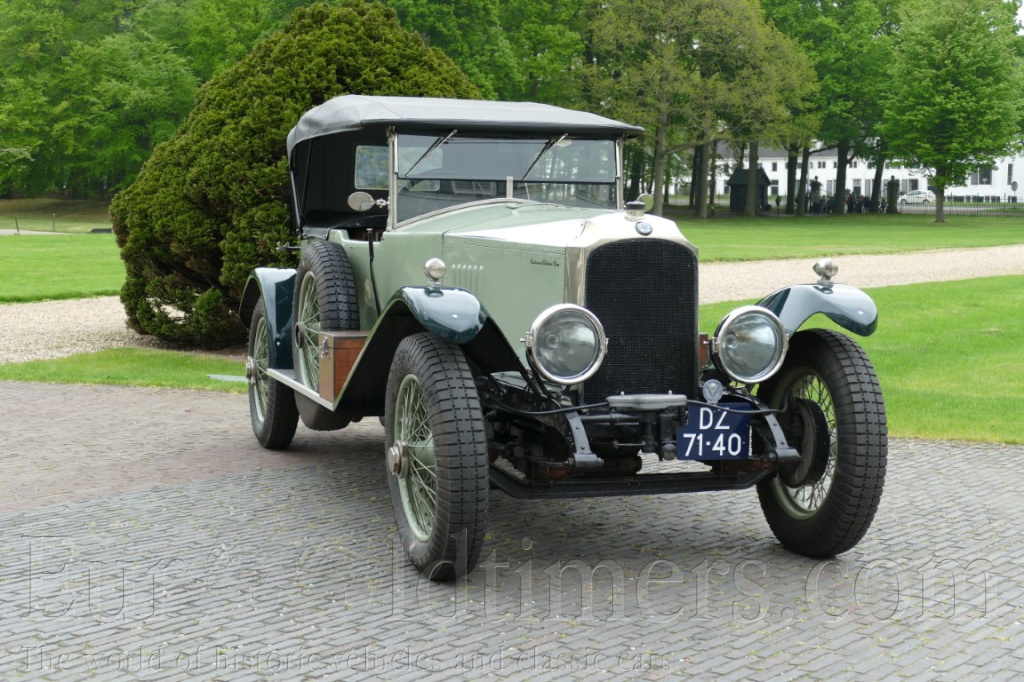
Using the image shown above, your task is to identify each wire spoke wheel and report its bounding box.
[394,374,437,542]
[771,374,836,518]
[756,329,887,557]
[247,299,298,449]
[252,314,271,421]
[296,271,321,391]
[385,333,488,581]
[290,239,359,431]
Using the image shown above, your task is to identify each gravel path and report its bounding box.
[3,244,1024,365]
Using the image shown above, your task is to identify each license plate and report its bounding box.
[677,404,752,460]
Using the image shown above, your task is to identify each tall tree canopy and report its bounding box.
[883,0,1024,222]
[763,0,893,213]
[110,1,479,347]
[585,0,815,216]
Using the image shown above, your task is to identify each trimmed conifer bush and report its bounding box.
[111,1,479,347]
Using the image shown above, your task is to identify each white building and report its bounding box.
[746,146,1023,203]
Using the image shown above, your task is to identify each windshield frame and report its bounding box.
[387,129,625,229]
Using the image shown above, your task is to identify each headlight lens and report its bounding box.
[711,306,788,384]
[525,304,607,384]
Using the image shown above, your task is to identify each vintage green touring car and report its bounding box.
[240,95,887,580]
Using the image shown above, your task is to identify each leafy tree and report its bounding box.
[110,1,479,347]
[496,0,587,102]
[584,0,814,217]
[0,0,70,192]
[763,0,892,214]
[381,0,519,99]
[883,0,1024,222]
[55,31,199,197]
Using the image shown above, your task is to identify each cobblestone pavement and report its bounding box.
[1,381,1023,681]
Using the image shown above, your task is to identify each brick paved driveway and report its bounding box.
[2,381,1022,680]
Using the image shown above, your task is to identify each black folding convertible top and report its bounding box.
[285,95,644,155]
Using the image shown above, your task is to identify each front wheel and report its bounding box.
[247,300,299,449]
[756,329,887,557]
[384,333,488,581]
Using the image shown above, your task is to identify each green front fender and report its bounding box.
[758,283,878,337]
[239,268,296,369]
[335,286,522,415]
[394,286,486,344]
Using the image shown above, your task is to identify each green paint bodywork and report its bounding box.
[239,268,297,369]
[330,200,614,364]
[758,283,879,337]
[392,286,487,345]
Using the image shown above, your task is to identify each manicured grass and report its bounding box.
[700,275,1024,444]
[0,233,125,302]
[677,213,1024,261]
[0,348,246,393]
[0,198,112,233]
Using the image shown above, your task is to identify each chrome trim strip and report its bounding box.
[267,368,334,409]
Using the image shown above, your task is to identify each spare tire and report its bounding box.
[292,239,360,431]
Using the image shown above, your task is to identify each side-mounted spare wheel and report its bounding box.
[292,239,360,430]
[385,333,489,581]
[756,329,887,557]
[248,299,299,449]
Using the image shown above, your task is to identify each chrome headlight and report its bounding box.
[711,306,788,384]
[524,304,607,385]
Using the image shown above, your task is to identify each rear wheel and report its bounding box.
[384,333,488,581]
[247,300,298,449]
[292,239,359,430]
[756,329,887,557]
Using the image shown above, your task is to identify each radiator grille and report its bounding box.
[583,239,699,401]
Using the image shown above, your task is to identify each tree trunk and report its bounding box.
[935,185,946,223]
[786,147,798,214]
[652,104,669,215]
[745,142,759,217]
[834,139,849,215]
[871,151,886,212]
[696,142,710,219]
[708,143,718,216]
[689,147,701,208]
[627,150,642,201]
[796,147,810,216]
[664,161,673,208]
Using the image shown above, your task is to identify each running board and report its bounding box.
[266,368,334,409]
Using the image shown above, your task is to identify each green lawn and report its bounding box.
[678,214,1024,261]
[0,233,125,302]
[700,275,1024,444]
[0,348,246,393]
[0,198,112,233]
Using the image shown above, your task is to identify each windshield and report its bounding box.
[394,133,618,222]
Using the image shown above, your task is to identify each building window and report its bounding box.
[909,179,919,191]
[771,180,779,196]
[833,161,838,169]
[972,167,994,185]
[827,180,835,195]
[851,161,858,169]
[1008,164,1014,184]
[771,162,778,172]
[817,161,826,169]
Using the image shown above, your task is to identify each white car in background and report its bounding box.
[900,189,936,204]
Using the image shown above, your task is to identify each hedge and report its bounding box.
[111,1,479,347]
